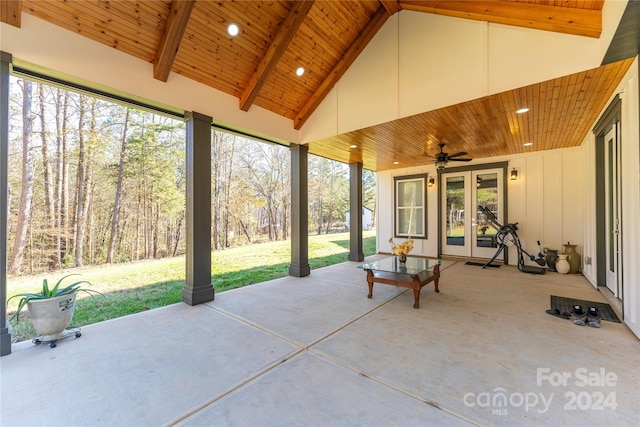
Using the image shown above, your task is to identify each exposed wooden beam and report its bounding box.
[380,0,401,16]
[294,6,390,130]
[240,0,314,112]
[0,0,21,27]
[153,0,196,82]
[399,0,602,38]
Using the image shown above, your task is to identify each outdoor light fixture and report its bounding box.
[428,176,435,187]
[510,168,519,180]
[516,107,529,114]
[476,176,482,188]
[296,67,305,76]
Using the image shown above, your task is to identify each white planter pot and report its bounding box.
[27,293,77,341]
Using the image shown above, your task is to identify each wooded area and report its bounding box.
[6,77,376,275]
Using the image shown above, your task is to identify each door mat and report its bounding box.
[465,261,500,268]
[550,295,621,323]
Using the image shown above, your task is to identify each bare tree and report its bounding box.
[55,90,71,267]
[39,84,55,231]
[106,107,129,263]
[8,80,35,275]
[74,95,88,267]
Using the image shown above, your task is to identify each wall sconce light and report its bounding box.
[476,176,482,188]
[510,168,519,180]
[428,176,435,187]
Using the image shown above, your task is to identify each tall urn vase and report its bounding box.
[563,243,581,274]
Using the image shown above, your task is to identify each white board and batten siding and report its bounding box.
[377,147,584,263]
[377,56,640,339]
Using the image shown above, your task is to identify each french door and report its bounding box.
[441,168,504,259]
[605,124,621,297]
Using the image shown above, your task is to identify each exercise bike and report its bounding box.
[478,206,546,274]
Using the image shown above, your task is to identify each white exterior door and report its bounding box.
[441,168,504,259]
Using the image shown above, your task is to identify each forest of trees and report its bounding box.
[5,77,376,276]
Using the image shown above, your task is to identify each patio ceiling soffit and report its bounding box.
[0,0,603,132]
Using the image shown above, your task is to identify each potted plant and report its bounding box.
[8,274,102,347]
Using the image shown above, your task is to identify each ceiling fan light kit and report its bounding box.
[432,143,472,170]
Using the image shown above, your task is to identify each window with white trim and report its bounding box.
[394,174,427,238]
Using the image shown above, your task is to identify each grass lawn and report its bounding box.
[7,230,376,342]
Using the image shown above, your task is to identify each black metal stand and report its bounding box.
[479,207,545,274]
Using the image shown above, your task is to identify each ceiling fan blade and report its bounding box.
[448,151,468,158]
[449,158,472,162]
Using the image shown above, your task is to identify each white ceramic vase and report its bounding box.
[556,255,570,274]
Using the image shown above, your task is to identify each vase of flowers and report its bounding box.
[388,236,414,263]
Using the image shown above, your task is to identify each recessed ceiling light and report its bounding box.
[393,161,400,165]
[350,144,357,149]
[523,142,533,146]
[516,108,529,114]
[296,67,305,76]
[227,23,239,37]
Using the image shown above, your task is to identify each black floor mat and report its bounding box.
[550,295,621,323]
[465,261,500,268]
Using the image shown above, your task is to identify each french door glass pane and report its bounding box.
[446,176,464,246]
[608,140,615,273]
[476,172,498,248]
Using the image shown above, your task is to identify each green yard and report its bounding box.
[7,230,376,342]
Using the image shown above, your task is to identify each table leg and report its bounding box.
[433,264,440,293]
[412,275,421,309]
[366,269,374,299]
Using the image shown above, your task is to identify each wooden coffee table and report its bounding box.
[358,256,441,309]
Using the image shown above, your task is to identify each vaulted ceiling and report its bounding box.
[2,0,635,171]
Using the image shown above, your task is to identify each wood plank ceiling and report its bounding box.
[307,57,635,171]
[3,0,628,172]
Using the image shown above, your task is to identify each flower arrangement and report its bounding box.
[388,236,414,257]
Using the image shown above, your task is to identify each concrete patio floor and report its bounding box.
[1,256,639,426]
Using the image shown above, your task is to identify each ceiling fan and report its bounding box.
[431,143,472,170]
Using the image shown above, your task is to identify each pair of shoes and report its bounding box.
[546,308,571,319]
[587,306,602,328]
[571,305,587,326]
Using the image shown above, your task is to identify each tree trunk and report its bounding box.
[81,160,93,263]
[153,201,159,258]
[212,132,221,250]
[172,208,184,257]
[60,91,70,265]
[54,89,64,267]
[39,84,56,232]
[238,219,252,243]
[8,80,35,275]
[282,203,288,240]
[135,187,141,260]
[223,137,235,247]
[74,95,87,267]
[107,107,129,263]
